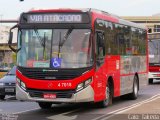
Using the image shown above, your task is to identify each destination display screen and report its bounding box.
[20,13,90,24]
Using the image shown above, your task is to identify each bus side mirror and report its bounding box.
[8,24,20,53]
[8,32,13,45]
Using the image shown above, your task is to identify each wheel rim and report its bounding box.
[134,79,138,96]
[104,85,110,105]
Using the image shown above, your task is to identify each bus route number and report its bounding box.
[58,83,72,88]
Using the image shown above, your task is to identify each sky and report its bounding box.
[1,0,160,20]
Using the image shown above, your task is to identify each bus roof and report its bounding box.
[89,8,146,29]
[28,8,146,30]
[30,8,84,13]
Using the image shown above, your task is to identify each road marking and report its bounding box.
[92,94,160,120]
[115,96,160,114]
[13,108,40,115]
[47,109,80,120]
[9,94,160,119]
[101,96,160,120]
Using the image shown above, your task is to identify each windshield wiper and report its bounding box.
[58,32,62,58]
[34,29,47,60]
[43,32,46,60]
[34,29,44,47]
[57,28,73,58]
[60,28,73,47]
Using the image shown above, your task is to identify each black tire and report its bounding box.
[149,79,153,84]
[96,81,113,108]
[38,102,52,109]
[0,95,5,100]
[128,76,139,100]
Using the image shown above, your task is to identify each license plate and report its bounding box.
[43,93,56,99]
[5,88,14,92]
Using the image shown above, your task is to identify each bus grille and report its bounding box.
[17,67,83,80]
[27,89,75,98]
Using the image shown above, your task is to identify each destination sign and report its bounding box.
[20,12,91,24]
[27,14,82,23]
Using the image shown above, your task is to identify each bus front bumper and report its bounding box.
[148,72,160,79]
[16,84,94,103]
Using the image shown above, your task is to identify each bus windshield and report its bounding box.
[17,29,93,68]
[149,39,160,64]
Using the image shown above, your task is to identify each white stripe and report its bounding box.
[47,109,80,120]
[92,94,160,120]
[116,96,160,114]
[13,108,40,114]
[13,106,81,115]
[101,96,160,120]
[60,109,81,115]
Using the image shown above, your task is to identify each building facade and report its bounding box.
[122,15,160,33]
[0,25,17,69]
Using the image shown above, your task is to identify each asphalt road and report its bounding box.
[0,81,160,120]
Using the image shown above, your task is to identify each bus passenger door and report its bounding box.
[94,31,106,100]
[96,31,105,67]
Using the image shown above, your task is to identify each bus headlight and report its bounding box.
[84,79,92,86]
[76,78,92,92]
[21,81,26,91]
[16,78,26,91]
[77,83,84,92]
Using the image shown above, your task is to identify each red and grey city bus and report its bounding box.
[8,8,148,109]
[148,33,160,84]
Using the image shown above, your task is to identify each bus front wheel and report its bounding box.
[96,81,113,108]
[38,102,52,109]
[0,95,5,100]
[149,79,153,84]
